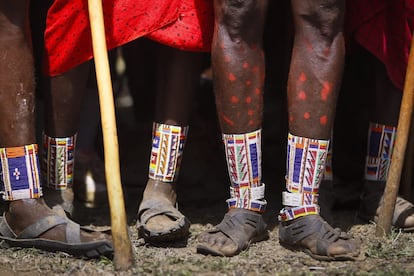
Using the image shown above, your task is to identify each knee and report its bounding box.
[295,0,345,41]
[216,0,267,43]
[0,1,27,40]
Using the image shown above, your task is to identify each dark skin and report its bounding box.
[212,0,344,140]
[212,0,267,134]
[200,0,352,257]
[141,44,204,233]
[368,58,414,227]
[199,0,268,255]
[42,62,89,137]
[0,0,108,244]
[288,0,345,139]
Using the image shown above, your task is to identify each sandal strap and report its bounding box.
[213,209,267,251]
[138,198,184,224]
[393,197,414,227]
[0,213,18,238]
[65,219,81,243]
[227,184,267,212]
[17,215,67,239]
[278,205,319,221]
[282,191,318,206]
[1,213,83,244]
[279,214,348,256]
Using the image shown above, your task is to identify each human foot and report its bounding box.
[0,198,112,258]
[137,179,190,243]
[279,214,361,261]
[358,181,414,231]
[196,208,268,257]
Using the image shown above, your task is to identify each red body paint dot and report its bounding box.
[304,112,310,119]
[245,80,252,86]
[305,38,313,52]
[248,120,254,126]
[255,88,261,95]
[231,96,239,103]
[252,66,259,73]
[224,56,231,63]
[289,115,294,122]
[298,90,307,100]
[321,81,332,101]
[299,72,307,82]
[320,115,328,125]
[243,62,249,69]
[221,113,235,126]
[245,96,252,104]
[228,73,236,82]
[248,109,254,116]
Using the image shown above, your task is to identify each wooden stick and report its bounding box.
[376,34,414,237]
[87,0,134,269]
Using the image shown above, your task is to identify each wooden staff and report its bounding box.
[87,0,134,269]
[376,34,414,236]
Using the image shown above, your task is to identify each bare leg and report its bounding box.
[0,0,111,257]
[41,62,89,214]
[278,0,360,260]
[359,56,414,230]
[197,0,269,257]
[137,44,204,243]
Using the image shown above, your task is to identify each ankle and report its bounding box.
[143,179,177,204]
[42,188,74,215]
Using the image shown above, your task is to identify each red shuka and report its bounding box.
[346,0,414,90]
[43,0,214,76]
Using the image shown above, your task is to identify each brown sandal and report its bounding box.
[0,213,113,258]
[279,215,361,261]
[379,197,414,232]
[359,183,414,232]
[137,198,190,243]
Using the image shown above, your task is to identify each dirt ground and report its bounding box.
[0,204,413,275]
[1,80,414,276]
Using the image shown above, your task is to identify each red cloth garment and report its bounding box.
[345,0,414,90]
[43,0,214,76]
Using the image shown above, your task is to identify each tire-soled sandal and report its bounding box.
[379,197,414,232]
[0,214,113,258]
[137,198,190,243]
[359,188,414,232]
[279,214,361,261]
[196,208,269,257]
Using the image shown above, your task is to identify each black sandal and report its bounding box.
[279,215,361,261]
[197,208,268,257]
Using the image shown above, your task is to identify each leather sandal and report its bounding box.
[374,197,414,232]
[0,213,113,258]
[279,214,361,261]
[359,181,414,232]
[137,198,190,243]
[197,208,268,257]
